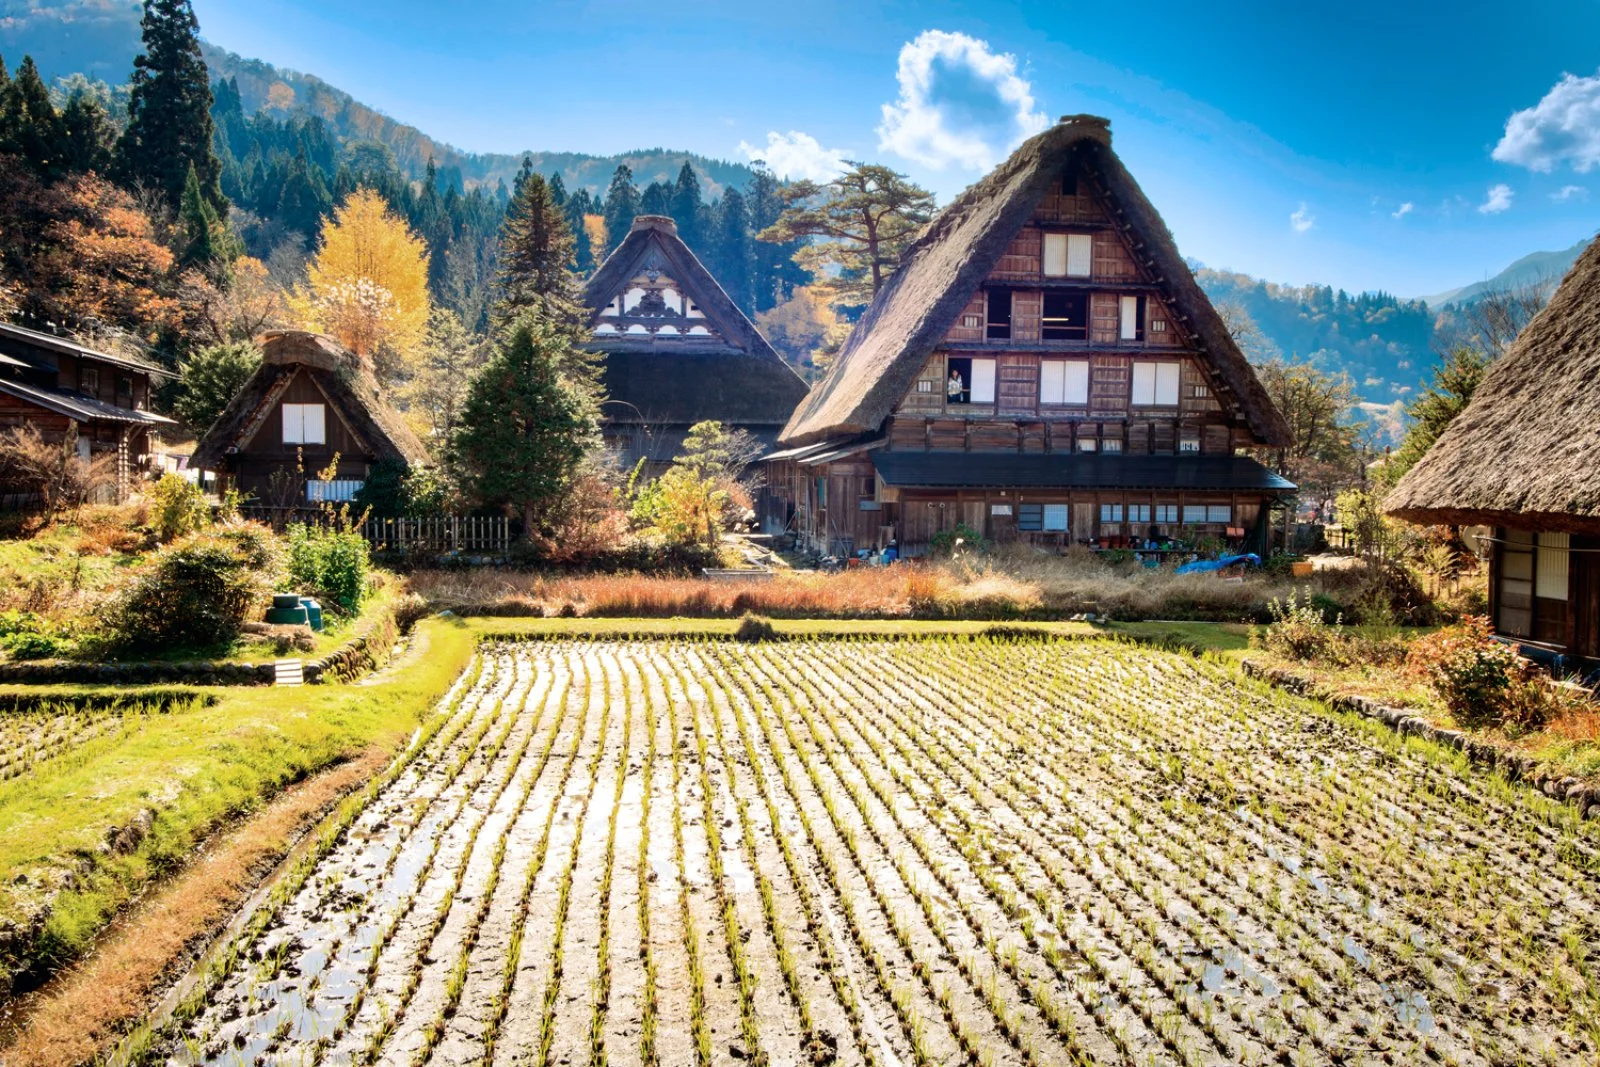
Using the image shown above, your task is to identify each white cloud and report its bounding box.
[1553,184,1589,201]
[1392,201,1414,219]
[736,131,848,182]
[1493,71,1600,173]
[877,29,1048,171]
[1290,203,1315,232]
[1478,183,1514,214]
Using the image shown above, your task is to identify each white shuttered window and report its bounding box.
[969,358,996,403]
[1066,234,1093,277]
[1131,362,1181,406]
[1536,532,1570,601]
[1042,233,1067,276]
[1038,360,1089,405]
[1119,295,1140,339]
[282,403,326,445]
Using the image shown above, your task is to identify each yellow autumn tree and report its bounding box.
[291,188,430,383]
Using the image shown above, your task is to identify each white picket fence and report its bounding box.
[363,515,514,554]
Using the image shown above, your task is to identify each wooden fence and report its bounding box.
[362,515,514,554]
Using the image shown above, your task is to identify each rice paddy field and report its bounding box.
[133,636,1599,1067]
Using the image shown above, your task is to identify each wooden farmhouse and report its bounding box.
[583,215,808,475]
[0,321,177,492]
[192,330,427,506]
[1386,234,1600,669]
[767,115,1294,556]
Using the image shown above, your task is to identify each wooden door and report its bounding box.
[1573,537,1600,660]
[1072,502,1095,544]
[961,501,985,534]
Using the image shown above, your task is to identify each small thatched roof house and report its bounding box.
[1386,233,1600,664]
[582,215,808,474]
[192,330,427,506]
[768,115,1293,556]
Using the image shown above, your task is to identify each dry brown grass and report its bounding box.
[408,547,1367,622]
[0,747,387,1067]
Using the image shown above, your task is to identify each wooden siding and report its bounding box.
[1011,291,1042,343]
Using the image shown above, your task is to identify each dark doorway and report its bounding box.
[986,290,1012,340]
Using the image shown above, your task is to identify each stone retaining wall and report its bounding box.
[1241,658,1600,818]
[0,604,401,688]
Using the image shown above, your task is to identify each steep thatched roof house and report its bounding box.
[1386,233,1600,665]
[192,330,427,506]
[768,115,1293,555]
[0,322,177,492]
[582,215,808,474]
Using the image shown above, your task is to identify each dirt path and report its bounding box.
[127,637,1600,1067]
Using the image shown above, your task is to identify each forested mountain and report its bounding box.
[1194,267,1434,403]
[0,0,759,194]
[1417,239,1588,308]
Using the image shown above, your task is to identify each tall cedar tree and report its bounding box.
[178,160,238,270]
[602,164,639,255]
[119,0,226,217]
[745,165,805,314]
[759,161,935,309]
[639,181,671,217]
[493,170,601,389]
[450,315,597,535]
[670,161,705,252]
[712,187,752,312]
[2,57,67,179]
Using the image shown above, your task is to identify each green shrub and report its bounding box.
[1,630,77,660]
[1257,592,1342,662]
[284,522,371,613]
[733,612,778,642]
[104,524,281,653]
[148,473,210,543]
[1406,616,1518,730]
[352,460,448,518]
[929,522,987,557]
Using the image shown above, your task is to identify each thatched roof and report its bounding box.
[780,116,1290,448]
[1385,233,1600,534]
[582,215,808,426]
[190,330,428,470]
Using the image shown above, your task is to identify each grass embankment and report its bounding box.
[0,615,476,1003]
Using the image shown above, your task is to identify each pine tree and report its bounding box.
[602,164,639,255]
[5,57,67,178]
[712,187,752,313]
[275,145,331,239]
[549,171,567,208]
[670,161,705,252]
[449,315,597,536]
[572,215,595,276]
[118,0,226,217]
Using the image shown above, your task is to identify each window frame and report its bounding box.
[1131,361,1181,407]
[1038,359,1089,405]
[282,402,328,446]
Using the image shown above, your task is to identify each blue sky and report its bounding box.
[190,0,1600,298]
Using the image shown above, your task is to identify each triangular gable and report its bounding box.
[232,365,375,457]
[583,216,789,369]
[780,116,1290,448]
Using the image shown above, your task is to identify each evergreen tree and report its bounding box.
[178,160,221,268]
[670,161,705,252]
[711,187,752,313]
[275,145,331,239]
[549,171,567,208]
[118,0,226,216]
[746,164,805,313]
[639,179,671,217]
[602,164,639,254]
[60,92,116,174]
[495,171,585,332]
[572,215,595,276]
[449,315,597,536]
[4,56,66,178]
[1377,347,1489,488]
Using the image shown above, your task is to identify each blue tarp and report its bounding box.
[1175,553,1261,575]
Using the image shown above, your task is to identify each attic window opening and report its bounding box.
[986,290,1012,340]
[1119,295,1146,342]
[1042,293,1088,341]
[79,367,99,394]
[1043,233,1093,278]
[945,357,995,405]
[282,402,327,446]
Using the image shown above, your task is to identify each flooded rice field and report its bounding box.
[137,636,1600,1066]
